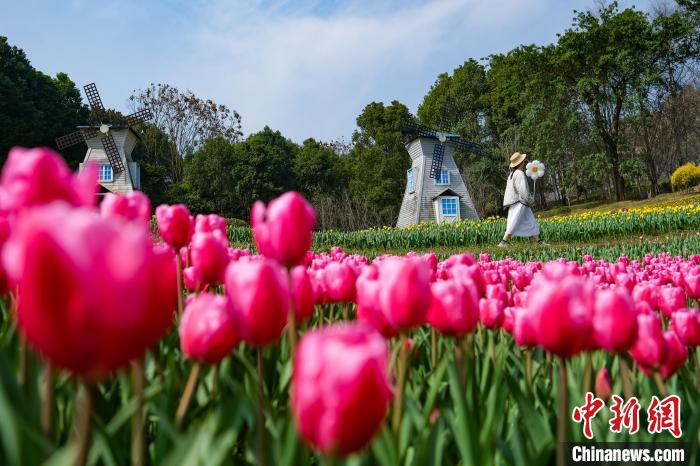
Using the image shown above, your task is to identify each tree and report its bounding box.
[129,83,243,183]
[0,37,87,166]
[556,3,655,200]
[341,101,413,225]
[293,138,342,197]
[418,59,487,141]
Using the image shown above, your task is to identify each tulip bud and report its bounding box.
[630,313,668,375]
[0,146,97,211]
[323,261,357,303]
[594,368,612,402]
[376,257,431,330]
[290,266,315,323]
[479,298,505,329]
[593,288,637,353]
[252,192,315,268]
[100,191,151,224]
[156,204,193,249]
[670,309,700,347]
[427,279,479,336]
[179,293,238,364]
[225,258,289,347]
[527,276,593,358]
[190,231,230,286]
[356,267,398,338]
[658,286,686,317]
[291,323,392,456]
[3,203,177,380]
[659,330,688,379]
[194,214,227,236]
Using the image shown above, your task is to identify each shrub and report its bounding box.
[670,163,700,191]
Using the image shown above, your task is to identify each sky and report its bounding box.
[2,0,656,143]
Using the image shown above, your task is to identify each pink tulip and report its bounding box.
[657,286,686,317]
[513,307,537,347]
[630,313,667,375]
[190,231,230,285]
[670,309,700,347]
[290,266,315,323]
[291,323,391,456]
[479,298,505,329]
[194,214,227,236]
[251,191,315,267]
[682,272,700,299]
[183,265,205,293]
[323,261,357,303]
[427,279,479,336]
[502,307,516,333]
[100,191,151,224]
[179,293,238,364]
[595,368,612,403]
[527,276,593,358]
[376,257,431,330]
[225,258,289,347]
[156,204,193,249]
[0,146,97,211]
[632,284,658,311]
[592,288,637,353]
[659,330,688,379]
[449,264,485,297]
[355,267,398,338]
[3,203,177,379]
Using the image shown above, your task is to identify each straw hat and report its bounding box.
[509,152,527,168]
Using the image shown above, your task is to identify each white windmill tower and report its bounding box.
[55,83,152,195]
[396,114,482,227]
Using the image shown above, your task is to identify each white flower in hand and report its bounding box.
[526,160,545,180]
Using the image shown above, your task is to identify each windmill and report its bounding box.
[55,83,152,194]
[396,100,483,226]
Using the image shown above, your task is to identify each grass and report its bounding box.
[537,191,700,218]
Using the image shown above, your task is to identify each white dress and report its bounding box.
[503,170,540,237]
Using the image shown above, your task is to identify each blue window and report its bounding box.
[407,168,414,193]
[441,197,457,215]
[435,169,449,185]
[98,164,113,182]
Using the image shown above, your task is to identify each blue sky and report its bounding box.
[2,0,655,142]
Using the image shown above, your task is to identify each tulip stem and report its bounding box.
[74,381,94,466]
[256,349,268,466]
[175,362,201,429]
[619,356,634,400]
[583,353,593,395]
[455,338,466,391]
[318,305,325,328]
[392,333,409,435]
[41,362,55,440]
[557,358,568,466]
[653,372,668,398]
[525,350,533,389]
[19,336,28,392]
[210,364,219,400]
[342,303,350,321]
[288,303,298,358]
[175,253,184,316]
[431,328,437,370]
[131,360,146,466]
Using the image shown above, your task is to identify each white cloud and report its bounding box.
[168,0,551,142]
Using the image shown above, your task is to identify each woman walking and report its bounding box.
[498,152,546,247]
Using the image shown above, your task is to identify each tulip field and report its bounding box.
[1,147,700,466]
[227,198,700,251]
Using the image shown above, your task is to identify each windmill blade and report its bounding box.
[404,122,438,139]
[448,136,483,155]
[55,130,87,150]
[124,108,152,127]
[55,127,102,150]
[101,134,125,174]
[429,143,445,179]
[84,83,105,114]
